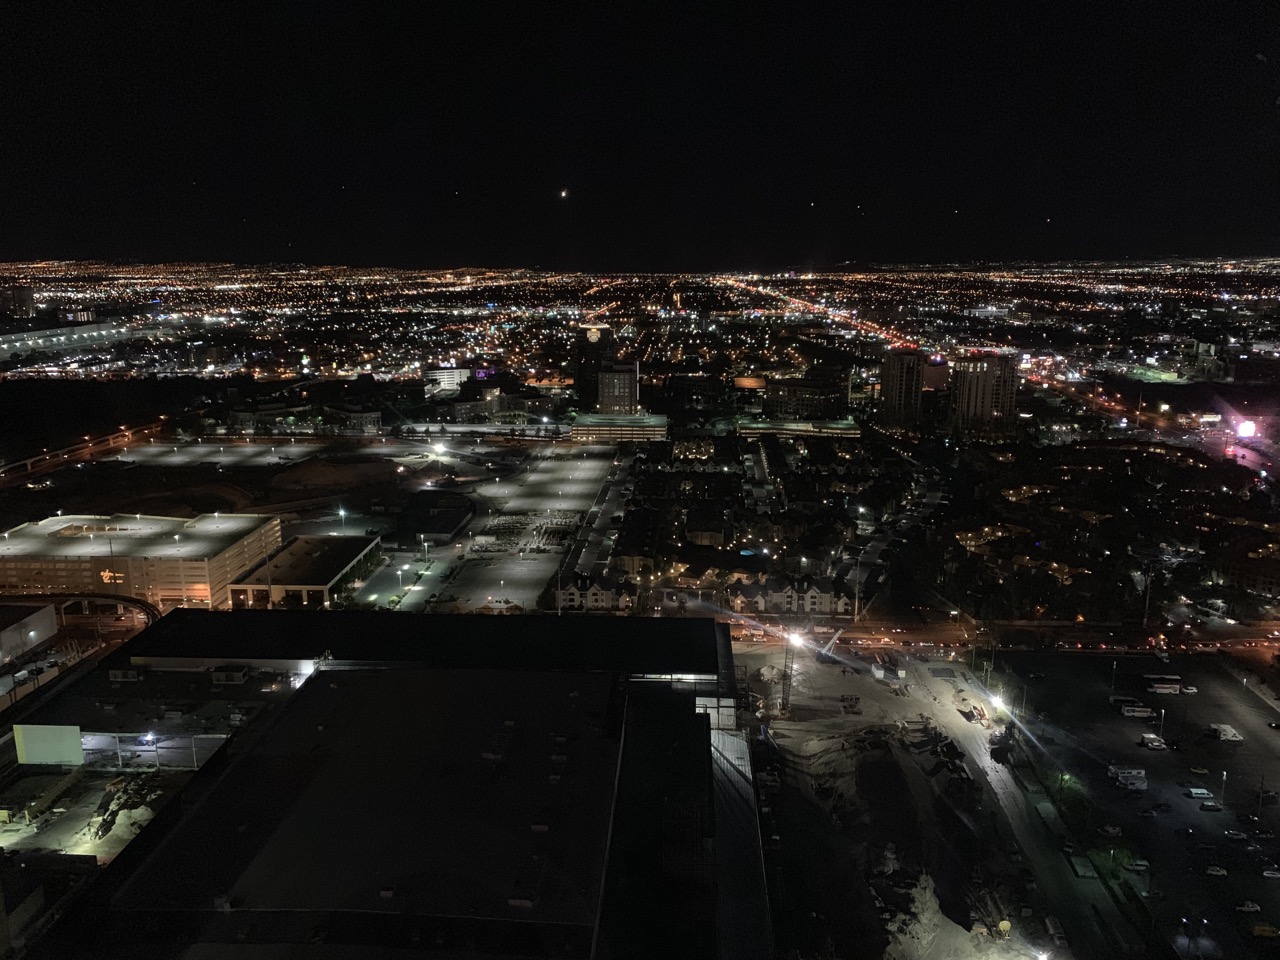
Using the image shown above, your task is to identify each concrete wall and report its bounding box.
[0,605,56,662]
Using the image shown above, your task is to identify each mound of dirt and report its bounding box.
[272,457,397,490]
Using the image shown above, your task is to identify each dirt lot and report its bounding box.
[739,641,1077,960]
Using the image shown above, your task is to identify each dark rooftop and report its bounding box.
[232,535,378,588]
[119,609,724,678]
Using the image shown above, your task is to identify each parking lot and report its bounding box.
[1001,649,1280,958]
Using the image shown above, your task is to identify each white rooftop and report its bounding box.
[0,514,274,561]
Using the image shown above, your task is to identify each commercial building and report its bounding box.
[879,349,925,426]
[0,285,35,319]
[950,352,1019,432]
[230,535,381,609]
[596,361,639,415]
[573,322,618,411]
[35,610,770,960]
[0,514,281,609]
[422,366,473,395]
[570,414,668,442]
[763,373,847,421]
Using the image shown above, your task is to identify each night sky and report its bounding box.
[3,2,1279,271]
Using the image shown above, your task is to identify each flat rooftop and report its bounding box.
[0,514,274,561]
[572,414,668,427]
[119,609,724,679]
[233,535,378,588]
[112,667,620,944]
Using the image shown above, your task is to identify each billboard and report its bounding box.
[14,724,84,766]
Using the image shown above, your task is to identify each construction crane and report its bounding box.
[815,629,846,664]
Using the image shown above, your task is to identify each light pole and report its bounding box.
[1111,659,1117,691]
[339,507,346,532]
[1159,708,1165,739]
[1222,770,1228,803]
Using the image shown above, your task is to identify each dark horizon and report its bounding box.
[3,3,1279,271]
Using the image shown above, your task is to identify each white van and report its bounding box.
[1108,766,1145,780]
[1122,705,1156,717]
[1187,788,1214,800]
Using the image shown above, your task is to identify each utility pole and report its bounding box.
[853,555,861,622]
[1142,566,1154,630]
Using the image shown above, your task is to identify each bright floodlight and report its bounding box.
[788,632,804,646]
[1238,420,1257,438]
[433,442,445,453]
[991,696,1005,711]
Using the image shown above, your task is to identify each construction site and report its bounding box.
[736,631,1098,960]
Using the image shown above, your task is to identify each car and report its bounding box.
[1266,870,1280,879]
[1257,831,1277,840]
[1060,837,1075,855]
[1238,901,1262,913]
[1206,865,1229,876]
[1126,859,1150,872]
[1191,765,1209,774]
[1201,802,1224,812]
[1226,830,1249,840]
[1240,814,1262,825]
[1099,825,1122,838]
[1140,808,1158,818]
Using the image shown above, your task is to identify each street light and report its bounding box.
[339,507,346,531]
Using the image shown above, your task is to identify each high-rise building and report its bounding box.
[573,322,617,411]
[949,353,1019,432]
[597,361,639,414]
[0,285,35,319]
[879,349,925,426]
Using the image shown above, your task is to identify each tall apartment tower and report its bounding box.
[949,353,1019,432]
[597,361,640,414]
[574,322,618,411]
[0,285,35,319]
[879,349,925,426]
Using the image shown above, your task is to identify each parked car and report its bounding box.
[1238,901,1262,913]
[1206,865,1228,877]
[1201,802,1224,812]
[1227,830,1249,840]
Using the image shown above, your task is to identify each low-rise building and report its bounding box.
[555,573,638,612]
[230,536,382,609]
[570,414,668,442]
